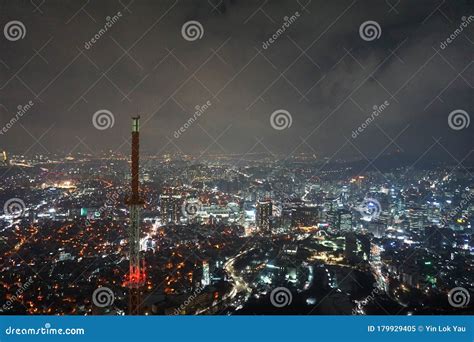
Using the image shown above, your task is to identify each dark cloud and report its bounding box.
[0,0,472,163]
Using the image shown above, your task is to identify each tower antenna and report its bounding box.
[124,116,145,315]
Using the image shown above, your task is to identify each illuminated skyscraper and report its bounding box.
[160,194,182,224]
[291,206,319,227]
[202,260,210,287]
[339,210,352,231]
[256,200,272,231]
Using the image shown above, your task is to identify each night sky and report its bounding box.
[0,0,472,163]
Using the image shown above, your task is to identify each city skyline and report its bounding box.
[0,153,473,315]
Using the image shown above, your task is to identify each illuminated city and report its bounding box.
[0,0,472,322]
[0,148,472,315]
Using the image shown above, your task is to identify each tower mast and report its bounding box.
[125,116,145,315]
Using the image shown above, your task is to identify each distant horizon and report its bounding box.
[2,149,474,167]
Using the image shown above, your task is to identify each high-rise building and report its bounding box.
[201,260,210,287]
[345,233,358,264]
[291,206,319,227]
[407,206,426,229]
[256,200,272,231]
[327,209,352,231]
[367,220,386,238]
[340,185,349,204]
[326,210,338,228]
[339,210,352,231]
[358,234,371,260]
[160,194,182,224]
